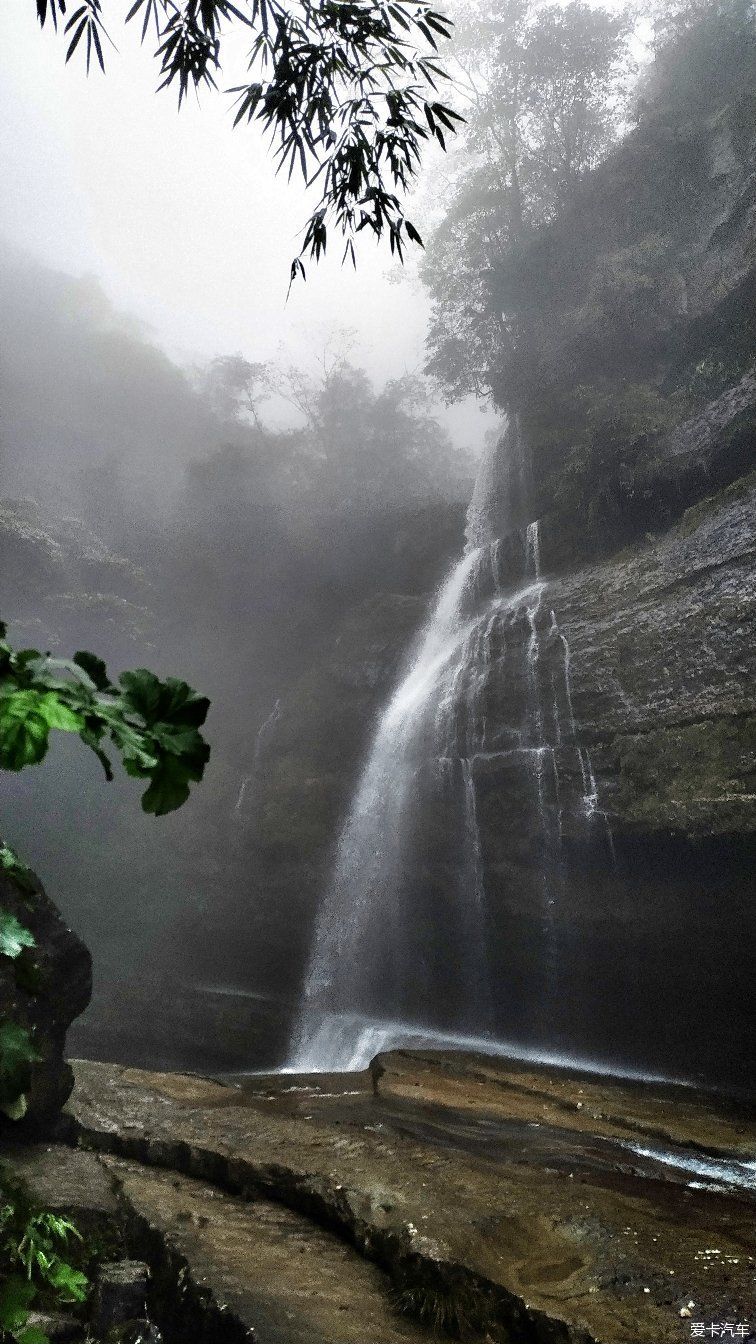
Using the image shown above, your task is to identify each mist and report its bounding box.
[1,2,754,1338]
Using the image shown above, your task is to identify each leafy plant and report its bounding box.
[0,845,36,896]
[0,1168,90,1344]
[14,1213,87,1301]
[32,0,461,280]
[0,623,210,816]
[0,914,36,962]
[0,1274,39,1344]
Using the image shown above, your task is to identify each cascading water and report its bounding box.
[287,423,615,1072]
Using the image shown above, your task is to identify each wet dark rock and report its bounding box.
[92,1261,150,1334]
[61,1055,756,1344]
[24,1312,86,1342]
[0,861,91,1129]
[104,1321,163,1344]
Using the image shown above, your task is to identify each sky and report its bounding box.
[0,3,493,447]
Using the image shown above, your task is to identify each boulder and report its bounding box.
[0,853,91,1129]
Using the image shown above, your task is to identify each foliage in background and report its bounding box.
[642,0,756,113]
[534,381,692,536]
[0,623,210,816]
[33,0,461,280]
[422,0,756,404]
[422,0,633,398]
[419,0,755,548]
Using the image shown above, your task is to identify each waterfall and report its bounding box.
[287,538,521,1070]
[287,423,615,1073]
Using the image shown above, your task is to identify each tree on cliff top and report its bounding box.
[33,0,461,281]
[421,0,633,399]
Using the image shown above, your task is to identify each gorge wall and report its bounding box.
[251,65,756,1088]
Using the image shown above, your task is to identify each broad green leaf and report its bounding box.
[141,756,194,815]
[46,1261,88,1302]
[153,724,211,770]
[35,692,83,733]
[156,677,210,728]
[72,650,111,690]
[0,694,51,770]
[1,627,211,814]
[119,668,163,724]
[0,911,36,960]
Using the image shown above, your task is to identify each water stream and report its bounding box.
[287,427,614,1072]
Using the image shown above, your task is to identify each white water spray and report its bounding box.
[287,427,616,1072]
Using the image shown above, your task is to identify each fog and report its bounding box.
[2,0,753,1087]
[0,3,492,448]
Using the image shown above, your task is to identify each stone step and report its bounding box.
[102,1155,431,1344]
[3,1141,431,1343]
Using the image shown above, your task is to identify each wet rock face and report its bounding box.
[523,480,756,839]
[59,1056,756,1344]
[0,861,91,1128]
[404,478,756,1083]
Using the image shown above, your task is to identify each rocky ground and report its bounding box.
[6,1048,753,1344]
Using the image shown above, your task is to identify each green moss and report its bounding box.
[614,716,756,833]
[532,380,691,544]
[679,466,756,537]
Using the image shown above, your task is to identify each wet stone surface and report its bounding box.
[44,1050,756,1344]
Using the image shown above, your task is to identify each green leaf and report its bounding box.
[156,678,210,728]
[79,726,114,781]
[118,669,163,724]
[72,650,111,691]
[141,756,195,816]
[0,1275,35,1332]
[17,1326,51,1344]
[0,694,51,770]
[0,626,211,815]
[35,693,83,733]
[0,844,36,894]
[0,912,36,960]
[46,1261,88,1302]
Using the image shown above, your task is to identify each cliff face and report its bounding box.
[460,462,755,1086]
[253,63,755,1085]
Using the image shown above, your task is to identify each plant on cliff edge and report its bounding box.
[0,619,211,1121]
[422,0,633,399]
